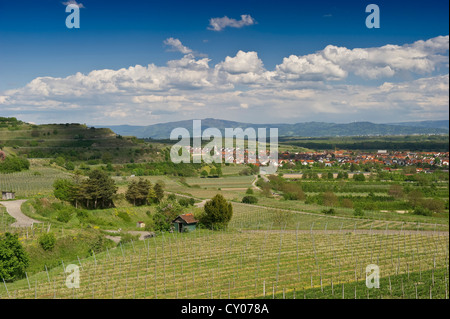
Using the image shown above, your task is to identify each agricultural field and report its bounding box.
[0,228,447,299]
[1,124,449,300]
[0,167,71,197]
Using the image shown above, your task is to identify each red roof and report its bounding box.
[173,213,198,224]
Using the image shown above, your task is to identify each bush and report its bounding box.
[321,208,336,215]
[178,198,195,207]
[76,210,90,221]
[39,233,57,251]
[413,206,432,217]
[246,188,254,195]
[0,156,30,173]
[341,198,354,209]
[322,191,338,207]
[353,207,365,217]
[0,233,29,281]
[56,208,73,223]
[241,195,258,204]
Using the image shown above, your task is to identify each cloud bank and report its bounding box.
[0,35,448,125]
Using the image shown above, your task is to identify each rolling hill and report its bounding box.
[0,117,164,163]
[100,118,449,139]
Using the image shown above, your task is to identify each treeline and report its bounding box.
[285,140,449,152]
[122,162,202,177]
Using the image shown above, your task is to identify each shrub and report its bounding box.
[353,207,365,217]
[76,210,89,221]
[353,173,366,182]
[322,191,338,207]
[321,208,336,215]
[271,210,293,227]
[341,198,354,209]
[241,196,258,204]
[56,208,73,223]
[413,206,432,217]
[0,156,30,173]
[246,188,254,195]
[0,233,29,281]
[39,233,56,251]
[178,198,195,207]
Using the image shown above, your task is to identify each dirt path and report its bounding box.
[0,200,41,228]
[251,175,261,191]
[104,230,155,243]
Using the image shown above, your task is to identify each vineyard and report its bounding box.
[0,224,448,299]
[0,167,70,197]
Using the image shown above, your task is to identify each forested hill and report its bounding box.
[101,119,449,139]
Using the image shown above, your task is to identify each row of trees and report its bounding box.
[54,170,117,209]
[125,179,164,206]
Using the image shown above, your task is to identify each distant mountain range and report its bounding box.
[96,119,449,139]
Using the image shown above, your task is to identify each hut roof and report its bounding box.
[173,213,198,224]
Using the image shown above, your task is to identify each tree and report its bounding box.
[407,190,424,208]
[53,179,77,203]
[153,200,184,231]
[0,156,30,173]
[153,182,165,204]
[322,191,338,207]
[201,170,208,178]
[200,194,233,230]
[78,170,117,209]
[147,186,156,204]
[242,195,258,204]
[353,173,366,182]
[126,178,151,206]
[0,233,29,281]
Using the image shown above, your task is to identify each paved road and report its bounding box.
[0,200,41,227]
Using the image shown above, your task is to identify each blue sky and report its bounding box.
[0,0,448,125]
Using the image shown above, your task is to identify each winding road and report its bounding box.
[0,200,41,228]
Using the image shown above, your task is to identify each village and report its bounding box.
[184,145,450,170]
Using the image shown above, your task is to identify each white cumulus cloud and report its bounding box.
[208,14,256,31]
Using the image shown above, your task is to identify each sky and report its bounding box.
[0,0,448,126]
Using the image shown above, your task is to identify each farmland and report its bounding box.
[0,228,447,299]
[0,121,449,300]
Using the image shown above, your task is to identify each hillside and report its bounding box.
[100,118,449,139]
[0,117,164,163]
